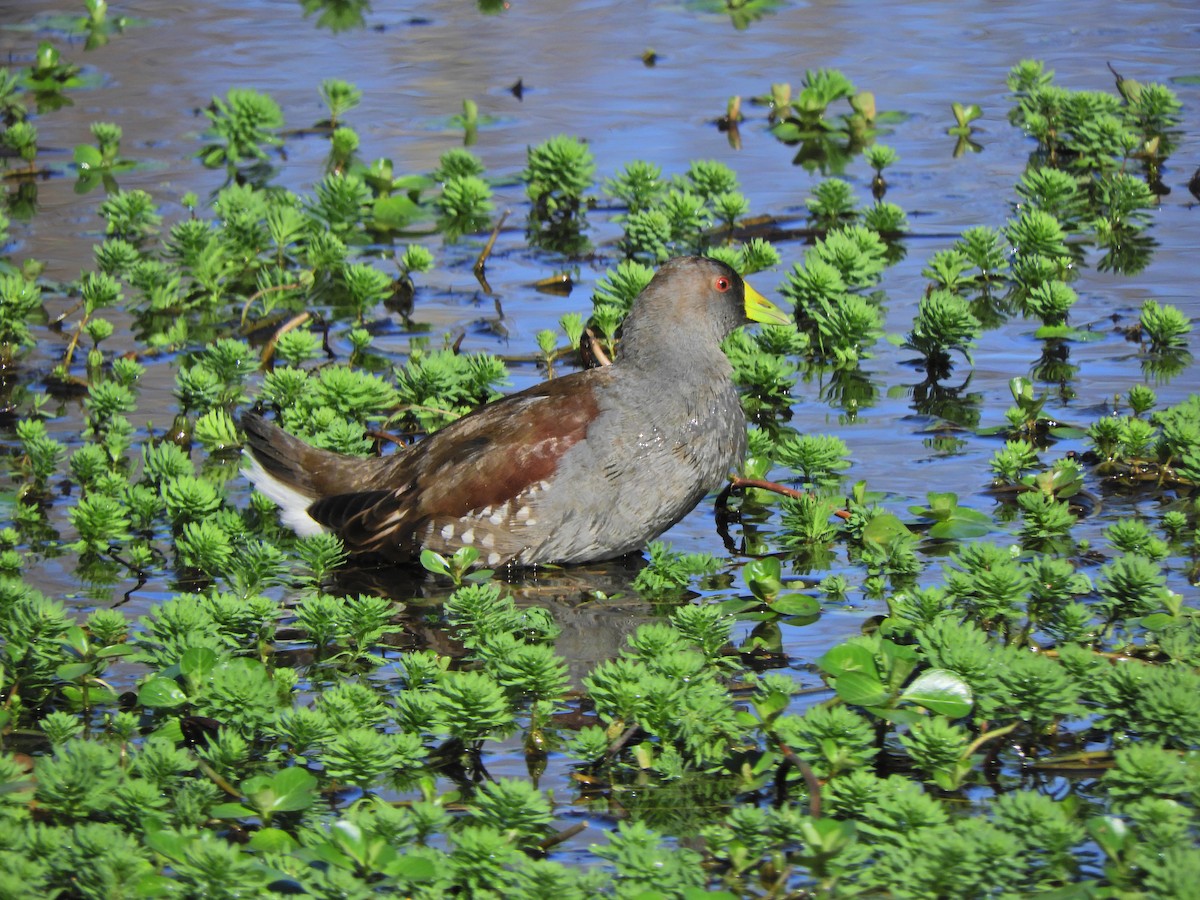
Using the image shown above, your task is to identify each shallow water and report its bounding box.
[2,0,1199,851]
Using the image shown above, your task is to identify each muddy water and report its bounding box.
[2,1,1198,680]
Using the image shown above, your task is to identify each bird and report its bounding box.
[241,255,791,567]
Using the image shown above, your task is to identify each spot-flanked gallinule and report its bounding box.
[242,256,791,566]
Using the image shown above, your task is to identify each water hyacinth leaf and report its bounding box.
[769,594,821,618]
[55,662,95,682]
[179,646,219,685]
[900,668,974,718]
[248,828,299,853]
[819,642,887,705]
[908,492,992,540]
[861,512,912,548]
[242,766,319,816]
[372,194,421,231]
[138,676,187,708]
[831,670,890,706]
[74,143,103,169]
[819,642,878,679]
[744,556,784,600]
[209,801,256,819]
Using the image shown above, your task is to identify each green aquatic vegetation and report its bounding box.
[197,87,284,171]
[1140,298,1192,352]
[806,177,857,229]
[0,273,42,365]
[862,199,908,234]
[903,288,981,368]
[0,43,1198,896]
[435,173,494,236]
[325,124,360,174]
[761,68,884,174]
[631,541,721,600]
[392,343,508,433]
[73,121,142,193]
[523,134,595,221]
[318,77,361,127]
[921,248,974,292]
[603,159,664,214]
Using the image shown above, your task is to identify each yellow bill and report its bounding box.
[743,282,792,326]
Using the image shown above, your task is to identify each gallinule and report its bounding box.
[242,255,790,566]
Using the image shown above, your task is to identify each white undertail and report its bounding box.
[241,455,327,537]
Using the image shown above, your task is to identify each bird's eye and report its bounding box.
[714,276,732,292]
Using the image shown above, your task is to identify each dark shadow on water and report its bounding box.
[329,554,659,684]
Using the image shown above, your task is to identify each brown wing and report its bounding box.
[307,368,606,559]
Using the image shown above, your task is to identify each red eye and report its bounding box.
[714,276,732,292]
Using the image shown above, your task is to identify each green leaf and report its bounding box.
[73,144,103,169]
[799,816,857,854]
[744,556,784,601]
[861,513,912,548]
[420,548,449,575]
[210,802,256,819]
[819,643,879,679]
[55,662,94,681]
[768,594,820,617]
[62,625,89,656]
[927,507,991,540]
[900,668,973,717]
[251,767,318,814]
[179,646,218,684]
[248,828,299,854]
[95,643,134,659]
[142,826,187,860]
[831,670,890,706]
[384,854,438,881]
[138,676,187,708]
[1141,612,1176,630]
[753,690,790,721]
[371,195,421,231]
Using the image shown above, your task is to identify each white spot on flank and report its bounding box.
[489,511,504,525]
[487,552,501,565]
[460,528,475,545]
[515,506,531,521]
[440,524,455,541]
[481,533,495,549]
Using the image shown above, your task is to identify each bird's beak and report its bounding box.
[743,282,792,326]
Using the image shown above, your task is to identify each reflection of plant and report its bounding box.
[948,102,983,155]
[864,143,897,196]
